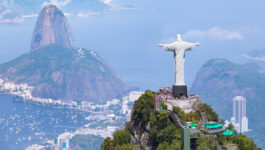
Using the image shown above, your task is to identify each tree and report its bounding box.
[114,144,133,150]
[156,140,182,150]
[157,141,170,150]
[173,106,186,122]
[196,136,211,150]
[168,138,182,150]
[226,123,237,134]
[131,90,155,125]
[101,137,113,150]
[157,111,169,129]
[200,103,218,121]
[235,134,260,150]
[156,124,180,144]
[113,129,131,146]
[160,103,168,110]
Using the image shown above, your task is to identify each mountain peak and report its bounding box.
[31,5,74,51]
[43,5,63,15]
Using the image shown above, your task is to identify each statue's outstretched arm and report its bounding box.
[186,43,200,51]
[158,44,171,51]
[194,43,200,46]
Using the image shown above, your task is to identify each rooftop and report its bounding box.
[204,122,223,129]
[223,130,237,135]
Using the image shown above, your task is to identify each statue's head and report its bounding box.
[177,34,182,42]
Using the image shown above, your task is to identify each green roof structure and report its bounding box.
[204,123,223,129]
[189,123,198,128]
[223,130,237,135]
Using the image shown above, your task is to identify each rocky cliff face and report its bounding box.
[31,5,74,51]
[128,120,152,150]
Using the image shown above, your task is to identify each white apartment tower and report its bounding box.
[230,96,248,133]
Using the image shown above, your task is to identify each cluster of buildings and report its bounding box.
[24,90,144,150]
[0,78,33,99]
[0,77,145,115]
[121,91,145,116]
[0,77,78,107]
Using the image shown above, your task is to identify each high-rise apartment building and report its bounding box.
[230,96,248,133]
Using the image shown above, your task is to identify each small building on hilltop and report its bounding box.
[154,87,200,113]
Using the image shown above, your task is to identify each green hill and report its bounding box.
[191,58,265,149]
[101,91,260,150]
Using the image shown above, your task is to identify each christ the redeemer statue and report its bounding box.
[158,34,199,98]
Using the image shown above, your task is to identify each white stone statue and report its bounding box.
[158,34,199,86]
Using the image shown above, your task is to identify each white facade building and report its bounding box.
[241,116,248,132]
[121,91,144,115]
[154,88,199,113]
[128,91,144,102]
[230,96,248,133]
[57,132,72,150]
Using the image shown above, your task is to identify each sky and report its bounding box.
[1,0,265,90]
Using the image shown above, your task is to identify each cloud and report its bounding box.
[64,12,71,16]
[183,27,244,41]
[21,14,38,18]
[42,0,72,8]
[0,9,12,19]
[0,17,24,23]
[120,4,140,11]
[243,54,265,62]
[77,12,102,18]
[121,7,140,11]
[101,0,112,5]
[0,8,24,23]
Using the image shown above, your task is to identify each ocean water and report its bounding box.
[0,94,91,150]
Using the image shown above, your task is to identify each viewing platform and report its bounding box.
[154,87,200,113]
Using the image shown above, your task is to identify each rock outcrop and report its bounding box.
[0,5,131,103]
[128,120,152,150]
[31,5,74,51]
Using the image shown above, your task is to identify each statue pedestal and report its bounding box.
[172,85,187,98]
